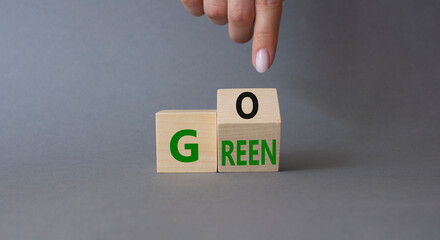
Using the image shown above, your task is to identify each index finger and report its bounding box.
[252,0,282,73]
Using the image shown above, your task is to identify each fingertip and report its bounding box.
[190,11,205,17]
[204,1,228,25]
[229,31,252,44]
[255,48,270,73]
[181,0,205,17]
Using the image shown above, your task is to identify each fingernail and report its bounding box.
[256,48,269,73]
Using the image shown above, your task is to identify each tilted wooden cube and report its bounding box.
[217,88,281,172]
[156,110,217,173]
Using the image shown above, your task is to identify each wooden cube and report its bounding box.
[217,88,281,172]
[156,110,217,173]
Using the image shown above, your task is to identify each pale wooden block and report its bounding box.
[217,88,281,172]
[156,110,217,173]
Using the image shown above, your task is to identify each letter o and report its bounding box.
[236,92,258,119]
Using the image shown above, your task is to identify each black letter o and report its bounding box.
[236,92,258,119]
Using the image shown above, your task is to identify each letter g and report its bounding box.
[170,129,198,163]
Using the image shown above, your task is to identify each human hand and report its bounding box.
[181,0,283,73]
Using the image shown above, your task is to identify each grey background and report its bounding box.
[1,0,440,239]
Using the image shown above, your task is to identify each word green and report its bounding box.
[222,139,276,166]
[170,129,198,163]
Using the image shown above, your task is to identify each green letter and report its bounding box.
[222,140,235,166]
[236,140,247,166]
[170,129,198,163]
[248,140,259,165]
[262,139,276,165]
